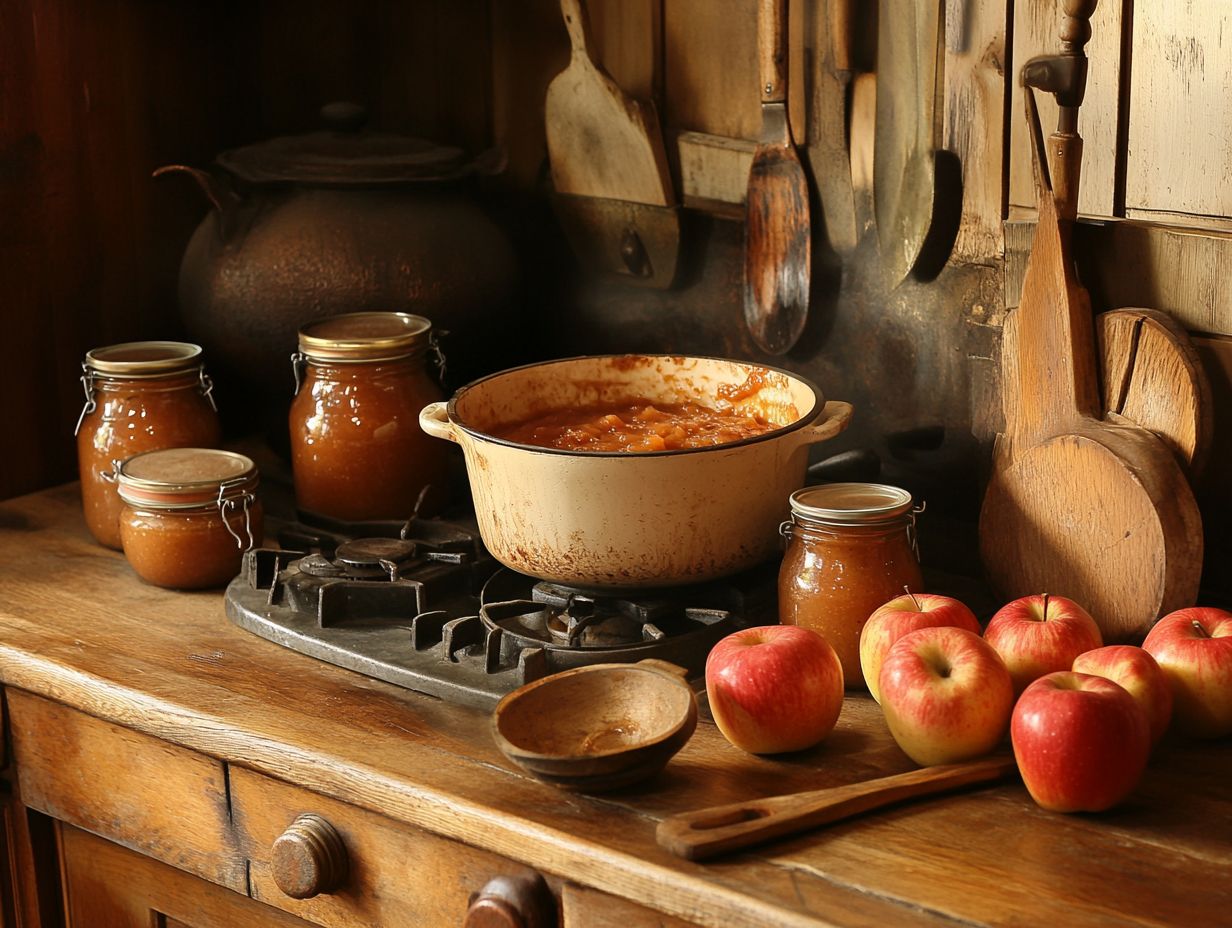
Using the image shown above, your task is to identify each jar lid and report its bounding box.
[116,448,258,509]
[85,341,204,377]
[788,483,915,525]
[216,102,470,186]
[298,312,432,363]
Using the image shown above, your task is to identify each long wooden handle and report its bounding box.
[1051,0,1098,219]
[656,755,1017,862]
[559,0,592,61]
[758,0,788,103]
[829,0,855,74]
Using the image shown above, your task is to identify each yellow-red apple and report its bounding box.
[1142,607,1232,739]
[983,594,1102,694]
[705,626,844,754]
[860,592,981,704]
[878,626,1014,766]
[1011,672,1150,813]
[1072,645,1172,745]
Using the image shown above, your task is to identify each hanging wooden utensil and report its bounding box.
[545,0,680,288]
[657,754,1016,862]
[744,0,812,355]
[875,0,944,287]
[979,0,1202,643]
[804,0,859,254]
[1097,307,1213,479]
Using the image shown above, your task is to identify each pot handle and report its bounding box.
[419,401,460,443]
[795,400,854,447]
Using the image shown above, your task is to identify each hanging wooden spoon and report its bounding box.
[978,0,1202,643]
[657,754,1016,862]
[744,0,812,355]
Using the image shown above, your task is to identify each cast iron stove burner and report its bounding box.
[226,522,773,709]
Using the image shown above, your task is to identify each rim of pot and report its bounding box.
[444,353,825,458]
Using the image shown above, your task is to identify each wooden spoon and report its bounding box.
[978,0,1202,642]
[657,755,1016,862]
[744,0,811,355]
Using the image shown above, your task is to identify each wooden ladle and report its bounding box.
[978,0,1202,642]
[657,755,1016,862]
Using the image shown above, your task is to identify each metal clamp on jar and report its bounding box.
[289,312,450,523]
[75,342,222,549]
[779,483,924,690]
[116,448,263,590]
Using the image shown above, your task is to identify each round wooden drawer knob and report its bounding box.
[271,813,348,899]
[464,873,555,928]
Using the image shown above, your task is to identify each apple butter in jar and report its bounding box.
[117,448,263,590]
[75,342,222,549]
[289,312,449,521]
[779,483,923,689]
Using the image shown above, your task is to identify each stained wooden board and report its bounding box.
[0,485,1229,927]
[1126,5,1232,228]
[1096,308,1213,478]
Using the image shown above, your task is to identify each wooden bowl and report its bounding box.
[491,659,698,792]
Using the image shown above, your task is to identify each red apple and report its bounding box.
[1011,671,1150,813]
[983,594,1103,693]
[1072,645,1173,745]
[706,625,844,754]
[860,591,982,704]
[1142,607,1232,739]
[878,626,1014,766]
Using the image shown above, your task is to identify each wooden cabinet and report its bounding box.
[59,825,311,928]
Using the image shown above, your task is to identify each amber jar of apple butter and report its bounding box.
[779,483,924,690]
[117,448,263,590]
[76,342,222,549]
[289,312,449,522]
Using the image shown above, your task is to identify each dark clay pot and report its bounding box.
[158,104,519,404]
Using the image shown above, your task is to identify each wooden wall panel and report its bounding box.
[1125,5,1232,228]
[663,0,759,139]
[1008,0,1123,218]
[944,0,1009,263]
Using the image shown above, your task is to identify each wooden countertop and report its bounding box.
[0,484,1228,927]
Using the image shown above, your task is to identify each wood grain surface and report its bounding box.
[1096,307,1213,477]
[0,485,1228,927]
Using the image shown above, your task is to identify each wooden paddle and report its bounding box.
[545,0,673,208]
[657,755,1016,862]
[978,0,1202,643]
[744,0,812,356]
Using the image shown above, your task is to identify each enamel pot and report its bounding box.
[419,355,853,589]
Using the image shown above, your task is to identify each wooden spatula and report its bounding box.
[744,0,811,356]
[657,755,1016,862]
[545,0,673,207]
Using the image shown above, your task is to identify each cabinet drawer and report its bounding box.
[231,767,555,927]
[563,884,701,928]
[6,690,245,892]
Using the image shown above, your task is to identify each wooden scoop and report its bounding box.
[744,0,812,355]
[657,755,1016,862]
[978,0,1202,642]
[545,0,673,207]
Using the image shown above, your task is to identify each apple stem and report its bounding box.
[1193,619,1211,639]
[905,585,921,611]
[1042,592,1050,621]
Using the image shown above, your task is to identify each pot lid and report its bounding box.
[788,483,915,525]
[217,102,470,186]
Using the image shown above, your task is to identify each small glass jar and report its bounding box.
[289,312,449,522]
[76,341,222,549]
[117,448,264,590]
[779,483,924,690]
